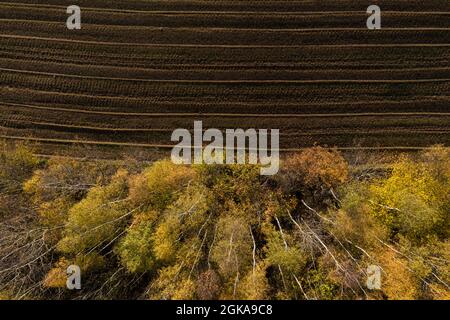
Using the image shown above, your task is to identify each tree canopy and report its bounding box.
[0,142,448,300]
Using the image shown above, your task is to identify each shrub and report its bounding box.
[278,146,349,196]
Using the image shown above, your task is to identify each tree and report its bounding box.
[116,220,156,273]
[57,169,130,255]
[148,264,195,300]
[263,221,307,275]
[3,141,449,300]
[24,157,116,230]
[377,249,419,300]
[369,155,448,243]
[278,146,349,199]
[330,182,389,256]
[237,263,269,300]
[128,160,195,211]
[210,216,253,281]
[151,213,181,263]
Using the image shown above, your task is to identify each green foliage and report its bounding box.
[263,222,307,274]
[116,220,156,273]
[330,182,388,254]
[305,269,339,300]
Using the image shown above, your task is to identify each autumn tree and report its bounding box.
[277,147,349,207]
[24,157,117,231]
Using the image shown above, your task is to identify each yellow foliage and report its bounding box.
[57,169,129,254]
[172,279,196,300]
[36,197,73,228]
[128,160,195,210]
[148,265,195,300]
[377,249,419,300]
[43,258,70,288]
[24,157,112,204]
[238,263,269,300]
[152,214,181,262]
[0,141,39,191]
[24,156,118,234]
[74,253,105,273]
[429,284,450,300]
[262,221,307,274]
[369,155,448,242]
[0,291,12,300]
